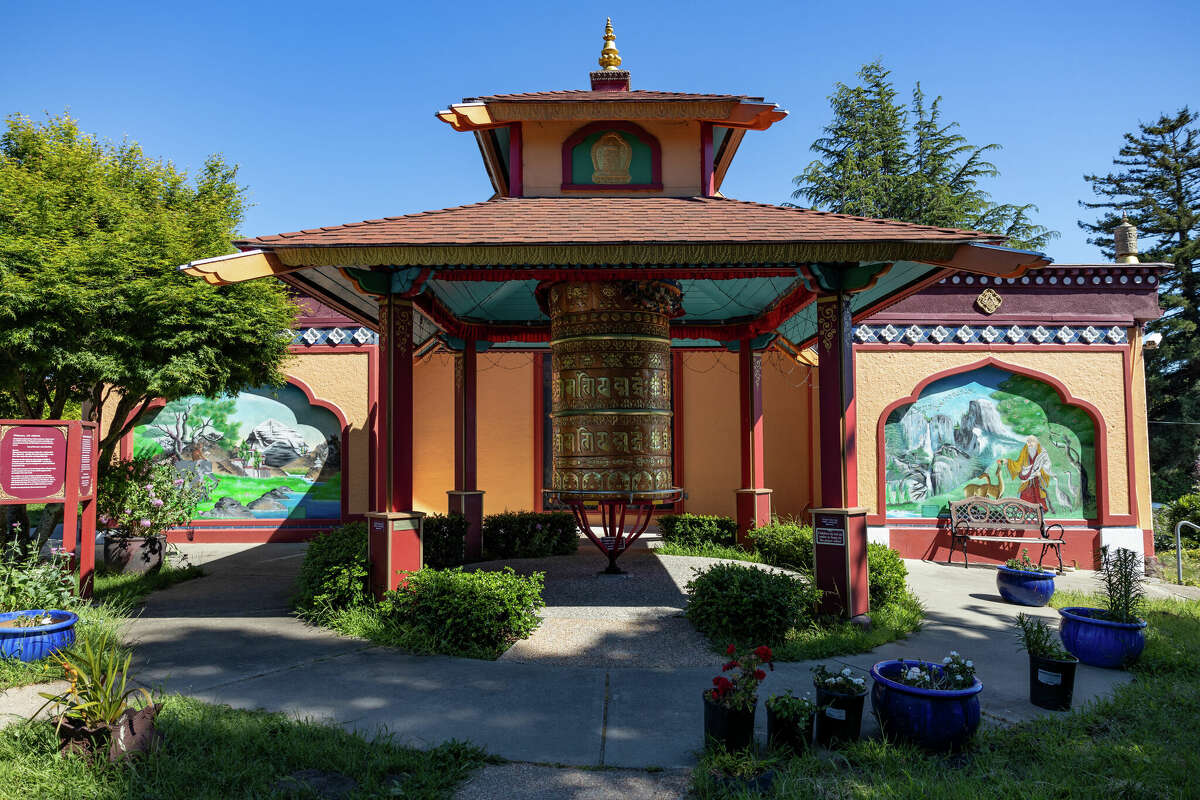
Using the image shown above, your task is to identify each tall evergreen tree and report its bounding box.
[1080,108,1200,501]
[793,61,1056,250]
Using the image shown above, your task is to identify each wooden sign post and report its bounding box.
[0,420,99,598]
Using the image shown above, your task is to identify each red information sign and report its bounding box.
[79,427,95,497]
[0,425,68,501]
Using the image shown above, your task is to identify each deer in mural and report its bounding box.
[963,464,1003,499]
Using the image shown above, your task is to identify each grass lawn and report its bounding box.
[0,695,490,799]
[692,591,1200,798]
[1157,548,1200,587]
[0,562,203,690]
[655,542,924,662]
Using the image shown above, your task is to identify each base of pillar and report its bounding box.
[366,511,425,599]
[735,488,773,543]
[447,490,485,561]
[810,507,869,618]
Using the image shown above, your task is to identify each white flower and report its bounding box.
[853,677,865,685]
[943,657,951,664]
[841,668,852,677]
[966,660,974,668]
[950,650,959,657]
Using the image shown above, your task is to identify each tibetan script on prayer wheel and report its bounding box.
[541,280,682,502]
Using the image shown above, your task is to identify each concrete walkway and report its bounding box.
[97,541,1159,773]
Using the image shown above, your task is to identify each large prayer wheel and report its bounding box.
[542,280,683,502]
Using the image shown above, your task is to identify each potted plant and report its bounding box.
[1015,613,1078,710]
[1058,546,1148,668]
[702,743,780,795]
[0,610,79,662]
[702,644,773,751]
[996,548,1057,606]
[870,651,982,752]
[98,455,214,574]
[35,632,162,762]
[765,689,815,752]
[812,664,867,746]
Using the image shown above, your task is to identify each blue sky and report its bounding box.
[5,0,1198,262]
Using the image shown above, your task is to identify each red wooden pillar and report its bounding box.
[367,295,424,599]
[735,338,771,542]
[448,336,484,560]
[811,293,869,618]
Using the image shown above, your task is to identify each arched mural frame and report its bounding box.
[120,374,351,523]
[873,356,1111,525]
[560,120,663,191]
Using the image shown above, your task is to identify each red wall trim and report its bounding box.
[509,122,523,197]
[700,122,715,198]
[560,121,663,191]
[872,356,1113,527]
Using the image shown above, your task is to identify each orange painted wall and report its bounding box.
[412,353,454,514]
[521,119,702,197]
[477,352,535,511]
[762,351,817,519]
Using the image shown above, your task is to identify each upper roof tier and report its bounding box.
[435,20,787,197]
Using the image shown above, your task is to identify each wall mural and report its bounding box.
[883,366,1096,519]
[132,384,342,520]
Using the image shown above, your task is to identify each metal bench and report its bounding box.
[947,497,1065,573]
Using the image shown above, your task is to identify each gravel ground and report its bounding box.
[454,763,691,800]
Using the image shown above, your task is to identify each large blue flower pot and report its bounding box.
[870,660,983,752]
[0,610,78,662]
[995,565,1056,606]
[1058,607,1147,669]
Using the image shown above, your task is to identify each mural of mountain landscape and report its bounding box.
[132,384,342,520]
[883,366,1096,519]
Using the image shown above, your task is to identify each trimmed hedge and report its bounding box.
[380,567,545,659]
[748,519,814,570]
[292,522,367,617]
[482,512,578,559]
[658,514,738,547]
[867,543,908,606]
[684,562,821,647]
[424,513,471,569]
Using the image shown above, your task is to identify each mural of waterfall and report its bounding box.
[884,366,1096,519]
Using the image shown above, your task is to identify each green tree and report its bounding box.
[792,61,1056,250]
[0,113,296,549]
[1080,108,1200,502]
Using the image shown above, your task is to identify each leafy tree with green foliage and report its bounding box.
[1080,108,1200,502]
[0,113,297,550]
[793,61,1057,250]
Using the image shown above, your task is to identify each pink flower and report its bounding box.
[139,519,152,528]
[173,478,185,486]
[151,498,164,508]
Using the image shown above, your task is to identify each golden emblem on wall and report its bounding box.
[591,131,632,184]
[975,287,1003,315]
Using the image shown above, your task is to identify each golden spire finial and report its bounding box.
[598,17,622,70]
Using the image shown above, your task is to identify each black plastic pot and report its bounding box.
[766,706,813,752]
[814,688,865,746]
[702,693,756,751]
[1029,654,1077,711]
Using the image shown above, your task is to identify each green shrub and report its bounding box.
[380,567,545,659]
[685,562,820,647]
[659,514,738,547]
[867,543,908,607]
[424,513,470,569]
[482,512,578,559]
[0,542,76,612]
[748,519,814,570]
[1155,492,1200,549]
[292,522,368,617]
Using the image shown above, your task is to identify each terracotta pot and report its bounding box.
[102,534,165,575]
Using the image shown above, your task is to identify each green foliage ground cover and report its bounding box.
[693,592,1200,799]
[0,695,489,800]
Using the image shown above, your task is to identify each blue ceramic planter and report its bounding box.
[870,660,982,752]
[1058,607,1146,669]
[996,565,1056,606]
[0,610,78,662]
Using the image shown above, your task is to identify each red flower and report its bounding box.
[722,660,739,672]
[726,644,737,656]
[754,669,767,681]
[754,645,773,661]
[712,676,732,691]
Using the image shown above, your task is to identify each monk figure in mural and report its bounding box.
[998,435,1053,512]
